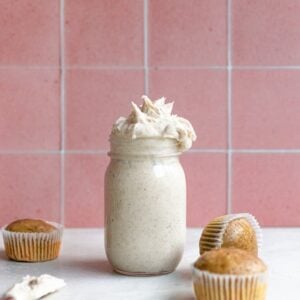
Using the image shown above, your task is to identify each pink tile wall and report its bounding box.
[66,69,144,150]
[0,155,61,225]
[65,154,108,227]
[233,154,300,226]
[149,0,227,66]
[149,69,227,149]
[182,153,227,227]
[1,1,300,227]
[65,0,144,66]
[0,69,60,150]
[232,0,300,65]
[0,0,60,66]
[232,70,300,149]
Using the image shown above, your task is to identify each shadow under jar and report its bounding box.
[105,137,186,276]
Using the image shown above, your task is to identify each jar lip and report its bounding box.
[109,135,178,143]
[108,151,182,158]
[108,136,182,158]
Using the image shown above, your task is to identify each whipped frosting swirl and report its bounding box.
[111,96,196,151]
[5,274,66,300]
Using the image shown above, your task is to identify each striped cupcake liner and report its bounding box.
[2,222,63,262]
[200,213,262,255]
[193,267,268,300]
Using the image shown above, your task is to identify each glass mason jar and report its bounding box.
[104,137,186,276]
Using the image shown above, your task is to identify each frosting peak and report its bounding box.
[111,96,196,151]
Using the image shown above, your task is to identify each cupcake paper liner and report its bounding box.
[200,213,262,255]
[2,222,63,262]
[193,267,268,300]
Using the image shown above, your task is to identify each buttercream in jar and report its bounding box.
[105,96,196,275]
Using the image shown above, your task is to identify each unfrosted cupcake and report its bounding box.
[193,248,268,300]
[200,213,262,255]
[2,219,63,262]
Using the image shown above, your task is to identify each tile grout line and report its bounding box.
[0,65,59,69]
[188,149,227,153]
[59,0,66,226]
[1,65,300,70]
[63,149,108,154]
[143,0,149,95]
[233,65,300,70]
[67,65,144,70]
[149,65,226,70]
[227,0,233,214]
[2,149,300,155]
[233,149,300,154]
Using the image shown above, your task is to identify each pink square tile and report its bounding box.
[149,0,227,66]
[0,0,59,65]
[0,69,60,150]
[65,154,108,227]
[181,153,227,227]
[65,0,143,66]
[232,154,300,226]
[233,70,300,149]
[149,69,227,149]
[66,69,144,150]
[0,155,61,227]
[233,1,300,65]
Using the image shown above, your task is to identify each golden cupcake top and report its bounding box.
[194,248,267,275]
[199,213,261,255]
[6,219,56,233]
[222,218,258,254]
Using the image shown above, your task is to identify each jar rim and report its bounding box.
[108,136,182,158]
[109,135,178,142]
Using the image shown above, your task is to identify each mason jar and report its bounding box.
[104,136,186,275]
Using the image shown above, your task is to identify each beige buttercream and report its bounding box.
[111,95,196,151]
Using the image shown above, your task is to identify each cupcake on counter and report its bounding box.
[193,248,268,300]
[200,213,262,255]
[2,219,63,262]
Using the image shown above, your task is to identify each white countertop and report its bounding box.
[1,228,300,299]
